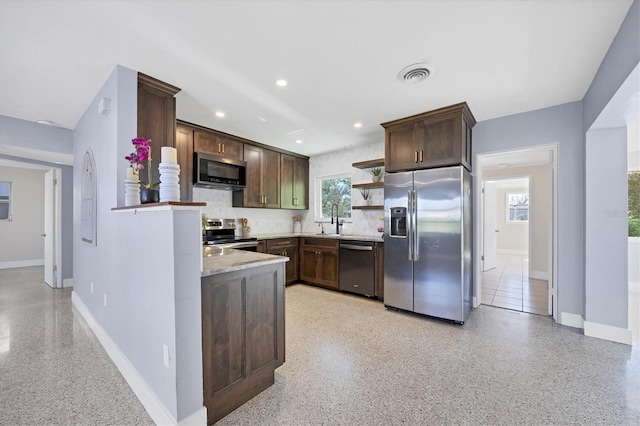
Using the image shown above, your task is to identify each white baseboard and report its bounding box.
[529,270,549,280]
[72,292,204,425]
[584,320,632,345]
[178,407,207,426]
[63,278,73,288]
[0,259,44,269]
[560,312,584,329]
[496,249,528,255]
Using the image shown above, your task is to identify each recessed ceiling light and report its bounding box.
[295,139,302,144]
[37,120,54,126]
[215,111,225,118]
[354,122,363,128]
[276,79,288,87]
[257,116,267,122]
[499,163,509,168]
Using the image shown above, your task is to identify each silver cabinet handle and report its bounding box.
[340,244,372,251]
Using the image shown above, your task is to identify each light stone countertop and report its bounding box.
[202,246,288,277]
[254,232,384,243]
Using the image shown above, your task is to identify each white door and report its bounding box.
[483,181,498,271]
[44,169,56,288]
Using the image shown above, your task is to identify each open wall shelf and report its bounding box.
[352,158,384,169]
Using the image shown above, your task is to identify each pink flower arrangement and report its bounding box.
[125,137,158,189]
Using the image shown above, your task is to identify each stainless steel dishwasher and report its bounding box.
[339,240,375,297]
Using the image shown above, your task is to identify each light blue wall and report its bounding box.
[473,102,585,319]
[583,0,639,131]
[585,128,628,328]
[0,116,74,280]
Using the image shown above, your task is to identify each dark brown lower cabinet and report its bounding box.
[266,238,299,285]
[201,262,285,425]
[298,238,339,289]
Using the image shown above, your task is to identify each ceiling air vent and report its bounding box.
[398,63,432,83]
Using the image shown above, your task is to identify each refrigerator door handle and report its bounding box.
[412,189,419,261]
[407,190,413,261]
[411,189,420,262]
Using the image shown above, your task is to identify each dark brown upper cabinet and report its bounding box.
[137,73,180,187]
[382,102,475,173]
[233,145,280,208]
[175,123,194,202]
[194,130,244,161]
[280,154,309,210]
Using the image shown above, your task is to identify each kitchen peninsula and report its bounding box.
[201,246,287,424]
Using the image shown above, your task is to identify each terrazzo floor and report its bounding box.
[2,266,639,425]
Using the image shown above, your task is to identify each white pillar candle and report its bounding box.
[126,167,137,180]
[161,146,178,164]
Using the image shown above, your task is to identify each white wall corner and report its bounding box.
[560,312,584,329]
[63,278,74,288]
[584,321,632,345]
[71,291,180,425]
[529,270,549,280]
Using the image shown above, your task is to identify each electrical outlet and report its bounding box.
[163,344,170,367]
[90,282,94,293]
[103,294,107,307]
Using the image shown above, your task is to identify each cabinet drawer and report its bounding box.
[267,238,298,250]
[300,238,338,250]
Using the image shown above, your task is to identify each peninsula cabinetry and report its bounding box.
[201,263,285,425]
[233,145,280,208]
[299,237,339,289]
[267,238,299,285]
[280,154,308,209]
[137,73,180,187]
[383,102,475,172]
[175,124,194,202]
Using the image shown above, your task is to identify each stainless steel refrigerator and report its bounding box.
[384,166,472,323]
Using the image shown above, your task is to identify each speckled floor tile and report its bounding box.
[217,284,640,425]
[0,267,153,426]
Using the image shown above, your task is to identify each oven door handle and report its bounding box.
[216,241,258,250]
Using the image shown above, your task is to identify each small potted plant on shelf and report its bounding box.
[370,166,383,183]
[360,188,371,205]
[125,137,160,204]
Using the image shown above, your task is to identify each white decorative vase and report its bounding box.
[124,179,140,206]
[159,162,181,202]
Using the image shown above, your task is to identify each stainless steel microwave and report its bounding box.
[193,152,247,190]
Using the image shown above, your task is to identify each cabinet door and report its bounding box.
[217,136,244,161]
[262,149,281,208]
[317,249,339,289]
[416,112,461,169]
[385,121,418,172]
[175,124,193,202]
[137,74,179,187]
[299,247,319,283]
[267,246,298,285]
[281,155,309,209]
[193,130,219,155]
[235,145,280,208]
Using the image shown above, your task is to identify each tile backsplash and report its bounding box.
[194,140,385,237]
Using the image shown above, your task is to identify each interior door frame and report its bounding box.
[0,158,62,287]
[474,144,558,321]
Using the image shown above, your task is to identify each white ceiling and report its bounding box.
[0,0,633,157]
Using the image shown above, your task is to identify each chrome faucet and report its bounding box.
[331,203,341,235]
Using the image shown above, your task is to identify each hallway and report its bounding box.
[481,254,549,315]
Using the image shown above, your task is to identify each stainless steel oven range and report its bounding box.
[203,218,258,251]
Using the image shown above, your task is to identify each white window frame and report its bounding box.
[0,181,12,221]
[315,173,352,222]
[506,191,529,223]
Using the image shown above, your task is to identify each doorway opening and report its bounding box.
[475,145,558,320]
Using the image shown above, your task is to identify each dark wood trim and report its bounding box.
[138,72,181,95]
[380,102,476,128]
[352,205,384,210]
[352,182,383,189]
[352,158,384,169]
[177,119,309,160]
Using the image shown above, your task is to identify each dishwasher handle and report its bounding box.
[340,243,373,251]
